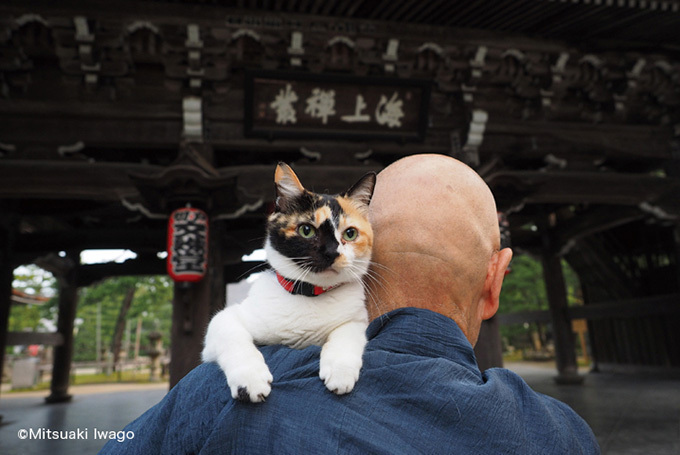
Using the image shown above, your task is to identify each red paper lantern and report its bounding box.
[167,207,209,282]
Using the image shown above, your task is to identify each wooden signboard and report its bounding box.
[245,70,431,141]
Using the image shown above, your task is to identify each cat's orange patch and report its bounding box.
[281,225,297,238]
[314,206,333,226]
[270,213,306,238]
[337,196,373,255]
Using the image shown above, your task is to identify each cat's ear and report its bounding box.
[344,172,376,207]
[274,162,305,211]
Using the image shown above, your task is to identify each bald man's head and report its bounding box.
[367,154,512,345]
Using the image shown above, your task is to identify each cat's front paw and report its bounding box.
[319,354,361,395]
[227,361,274,403]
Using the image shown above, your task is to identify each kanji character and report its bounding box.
[305,88,336,124]
[375,92,404,128]
[270,84,298,125]
[341,95,371,123]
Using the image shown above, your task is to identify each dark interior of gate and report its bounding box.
[1,0,679,394]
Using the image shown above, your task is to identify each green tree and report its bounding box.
[9,265,57,333]
[73,275,173,362]
[10,267,173,364]
[498,254,582,353]
[499,255,547,314]
[498,255,547,351]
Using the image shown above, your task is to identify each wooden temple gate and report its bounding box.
[1,0,679,406]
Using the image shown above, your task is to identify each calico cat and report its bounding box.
[202,163,376,403]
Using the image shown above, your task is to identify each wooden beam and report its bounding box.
[496,310,552,326]
[16,229,166,256]
[6,331,64,346]
[77,258,166,287]
[567,294,680,321]
[486,170,680,212]
[554,207,645,255]
[0,0,582,49]
[498,294,680,326]
[0,160,160,201]
[482,119,674,160]
[0,116,183,148]
[0,161,382,203]
[481,128,672,163]
[0,99,182,122]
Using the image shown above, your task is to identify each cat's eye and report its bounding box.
[298,224,316,238]
[343,227,358,241]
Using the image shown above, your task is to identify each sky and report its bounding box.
[13,248,267,300]
[19,248,266,266]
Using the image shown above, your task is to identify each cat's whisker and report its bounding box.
[367,260,398,277]
[235,262,270,282]
[360,267,397,306]
[345,267,387,316]
[291,264,314,287]
[299,268,313,285]
[365,261,400,294]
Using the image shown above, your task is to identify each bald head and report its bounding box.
[367,154,512,345]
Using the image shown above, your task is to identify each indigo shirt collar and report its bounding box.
[366,307,480,375]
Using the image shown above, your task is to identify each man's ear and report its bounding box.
[480,248,513,320]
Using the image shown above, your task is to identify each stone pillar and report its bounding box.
[46,252,80,403]
[147,331,163,382]
[541,228,583,385]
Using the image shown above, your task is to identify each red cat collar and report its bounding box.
[276,272,342,297]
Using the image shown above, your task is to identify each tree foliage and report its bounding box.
[498,254,582,351]
[9,265,57,333]
[10,267,173,362]
[73,276,173,362]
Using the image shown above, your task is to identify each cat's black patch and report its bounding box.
[236,386,250,401]
[315,218,340,270]
[325,196,343,225]
[268,191,345,273]
[276,190,316,215]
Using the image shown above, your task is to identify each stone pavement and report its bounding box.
[0,364,678,454]
[0,382,168,455]
[505,362,680,455]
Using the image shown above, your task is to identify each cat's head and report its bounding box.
[264,163,376,289]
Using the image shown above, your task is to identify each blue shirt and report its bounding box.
[100,308,599,454]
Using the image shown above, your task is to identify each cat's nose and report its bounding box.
[320,240,339,262]
[323,246,339,260]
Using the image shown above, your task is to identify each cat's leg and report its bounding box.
[319,321,367,395]
[202,307,273,402]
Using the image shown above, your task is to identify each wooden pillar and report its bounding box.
[674,226,680,292]
[46,252,79,403]
[541,227,583,385]
[169,220,225,387]
[474,316,503,371]
[0,261,13,418]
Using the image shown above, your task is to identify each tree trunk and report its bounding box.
[110,287,135,371]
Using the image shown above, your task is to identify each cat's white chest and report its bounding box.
[234,272,368,348]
